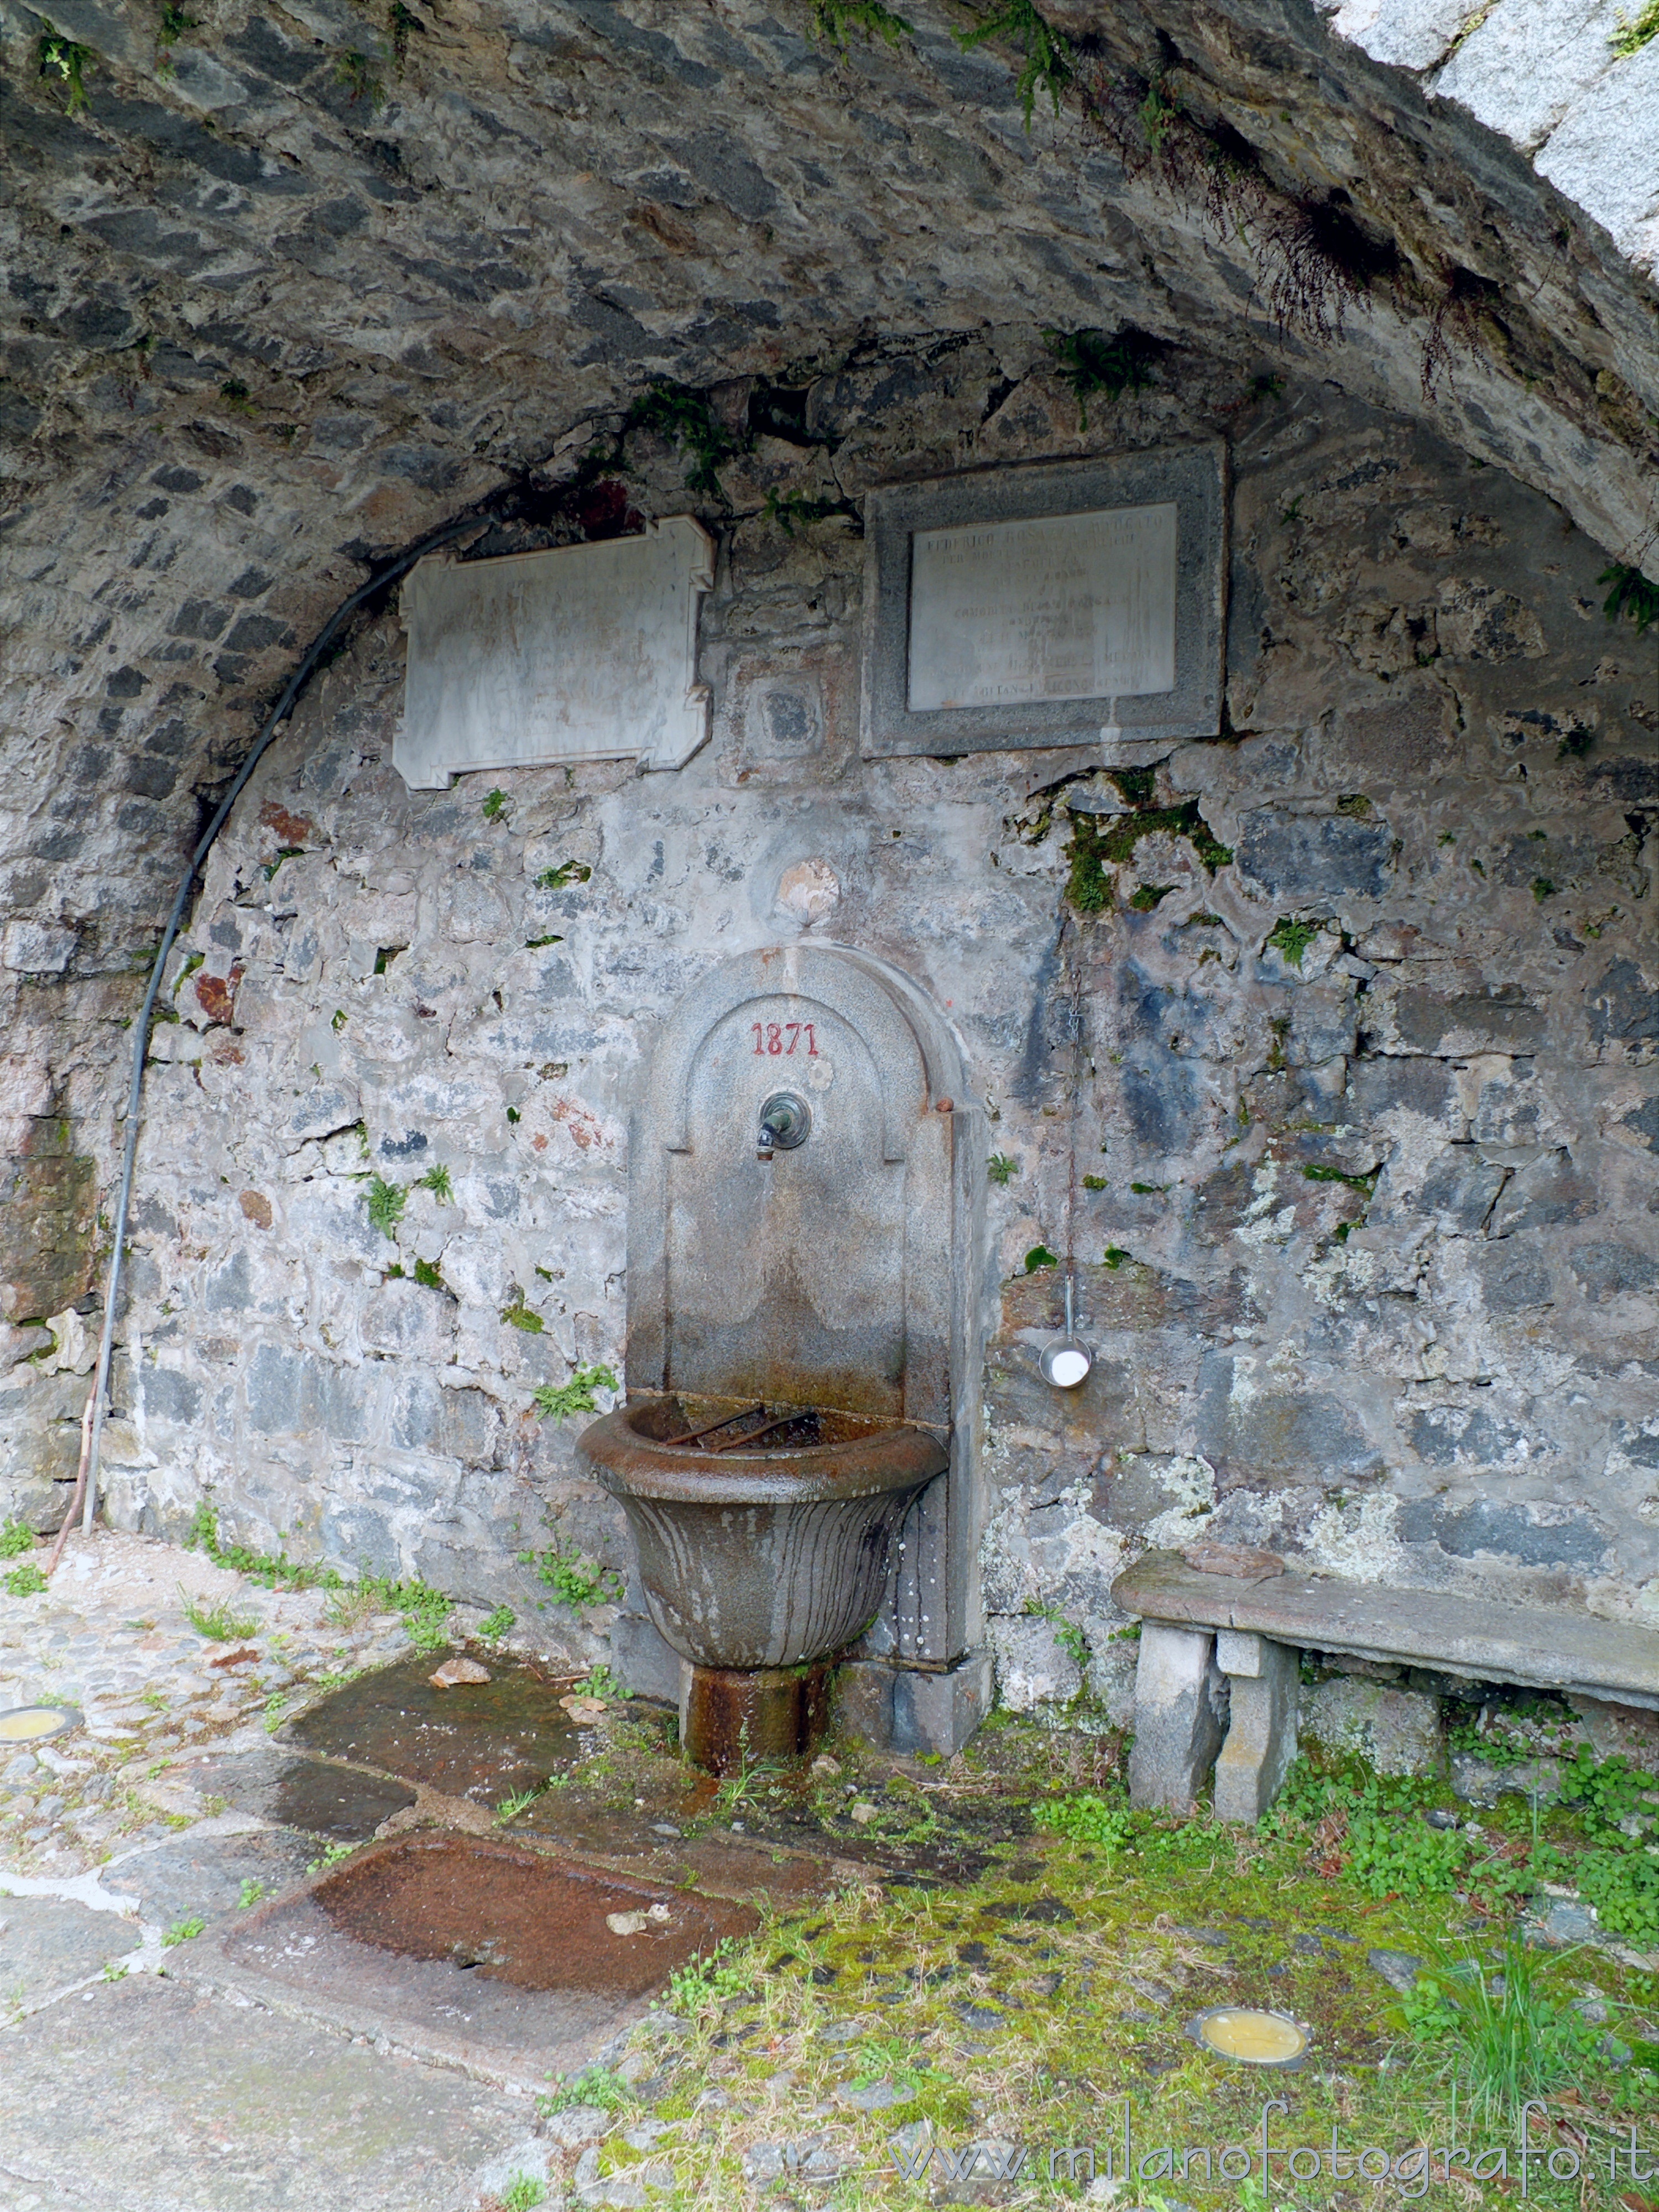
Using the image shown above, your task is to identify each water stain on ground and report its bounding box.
[286,1653,584,1803]
[176,1747,416,1840]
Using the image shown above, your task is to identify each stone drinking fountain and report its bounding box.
[578,942,987,1772]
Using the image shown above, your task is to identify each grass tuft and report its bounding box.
[178,1585,258,1641]
[1400,1938,1601,2128]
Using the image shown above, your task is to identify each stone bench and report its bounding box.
[1110,1546,1659,1822]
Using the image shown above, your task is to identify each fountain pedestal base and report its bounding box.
[681,1663,832,1775]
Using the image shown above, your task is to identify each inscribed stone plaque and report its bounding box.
[394,517,714,789]
[862,446,1224,757]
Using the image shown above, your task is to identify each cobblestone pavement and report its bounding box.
[0,1530,422,1876]
[0,1529,544,2211]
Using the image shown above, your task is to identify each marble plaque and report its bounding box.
[907,503,1177,711]
[394,517,714,789]
[862,445,1224,757]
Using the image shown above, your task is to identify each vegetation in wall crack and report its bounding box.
[667,1936,753,2016]
[1261,192,1402,344]
[535,860,591,889]
[1064,791,1231,916]
[0,1520,35,1561]
[154,2,196,75]
[387,0,422,68]
[410,1257,446,1292]
[955,0,1072,129]
[624,383,741,500]
[1102,1245,1133,1268]
[218,378,255,416]
[1611,0,1659,55]
[540,2064,636,2116]
[1040,327,1156,429]
[762,486,861,537]
[1023,1244,1057,1272]
[36,21,96,115]
[1081,1173,1107,1191]
[364,1175,406,1239]
[418,1162,452,1203]
[1266,915,1322,968]
[575,1662,630,1699]
[481,787,509,820]
[477,1603,516,1640]
[184,1507,460,1650]
[531,1364,618,1420]
[500,1300,544,1332]
[1138,71,1179,155]
[1600,562,1659,633]
[809,0,912,49]
[333,48,387,111]
[986,1152,1018,1184]
[1302,1162,1378,1193]
[518,1538,623,1609]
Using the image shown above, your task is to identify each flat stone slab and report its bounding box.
[105,1829,318,1926]
[1113,1551,1659,1708]
[285,1651,583,1804]
[0,1894,143,2001]
[0,1968,528,2211]
[170,1746,417,1840]
[194,1831,757,2091]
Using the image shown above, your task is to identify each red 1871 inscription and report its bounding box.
[751,1020,818,1057]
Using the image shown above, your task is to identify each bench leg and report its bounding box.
[1128,1621,1229,1813]
[1213,1630,1300,1823]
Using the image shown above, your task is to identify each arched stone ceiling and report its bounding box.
[1,0,1655,974]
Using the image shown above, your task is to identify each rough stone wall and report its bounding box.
[7,342,1651,1714]
[5,0,1656,1548]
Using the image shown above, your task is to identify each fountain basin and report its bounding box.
[579,1395,946,1768]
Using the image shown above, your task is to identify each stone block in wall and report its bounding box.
[1196,1352,1383,1483]
[1567,1695,1659,1775]
[1569,1241,1659,1306]
[988,1614,1083,1711]
[1587,960,1659,1062]
[1234,811,1396,902]
[360,1279,457,1363]
[1303,1676,1443,1776]
[246,1342,372,1443]
[0,1126,97,1324]
[387,1372,498,1462]
[1396,1494,1610,1571]
[1474,1239,1554,1316]
[1489,1150,1595,1234]
[281,1081,364,1151]
[1346,1055,1463,1134]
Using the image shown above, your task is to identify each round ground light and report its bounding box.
[0,1704,82,1744]
[1190,2007,1309,2066]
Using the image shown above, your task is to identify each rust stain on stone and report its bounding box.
[195,963,245,1026]
[258,800,314,844]
[239,1190,273,1228]
[312,1833,756,1996]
